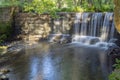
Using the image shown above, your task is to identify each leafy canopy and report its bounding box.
[0,0,114,16]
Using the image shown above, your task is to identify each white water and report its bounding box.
[90,13,103,36]
[72,12,115,47]
[101,13,114,41]
[74,13,82,35]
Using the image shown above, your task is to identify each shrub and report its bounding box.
[109,59,120,80]
[0,21,12,43]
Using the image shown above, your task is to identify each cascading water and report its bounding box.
[74,13,82,35]
[80,13,90,35]
[90,13,103,37]
[101,13,115,41]
[46,13,119,80]
[72,12,115,47]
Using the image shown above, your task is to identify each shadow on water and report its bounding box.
[6,42,110,80]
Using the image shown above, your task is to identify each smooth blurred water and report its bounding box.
[6,42,110,80]
[73,12,115,42]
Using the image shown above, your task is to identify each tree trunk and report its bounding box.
[114,0,120,33]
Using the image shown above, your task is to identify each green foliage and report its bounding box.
[23,0,56,15]
[0,0,20,7]
[0,22,12,34]
[109,59,120,80]
[113,59,120,69]
[101,4,114,12]
[57,6,84,12]
[0,21,12,43]
[73,6,84,12]
[109,70,120,80]
[23,0,114,16]
[81,0,114,12]
[0,34,7,43]
[0,0,114,13]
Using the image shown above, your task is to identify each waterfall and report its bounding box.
[49,12,115,46]
[80,13,90,35]
[90,13,103,37]
[74,13,82,35]
[72,12,115,45]
[101,13,114,41]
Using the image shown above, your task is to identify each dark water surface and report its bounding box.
[6,42,110,80]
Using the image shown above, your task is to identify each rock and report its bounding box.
[60,37,68,44]
[107,44,120,55]
[49,34,71,44]
[108,39,118,43]
[60,36,71,44]
[0,75,9,80]
[0,69,10,75]
[0,69,10,80]
[89,38,100,44]
[51,34,62,43]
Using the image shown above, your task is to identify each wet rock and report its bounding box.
[60,37,68,44]
[49,34,71,44]
[0,69,10,80]
[50,34,62,43]
[60,36,71,44]
[107,44,120,56]
[0,75,9,80]
[89,38,100,44]
[0,69,10,75]
[108,39,118,43]
[6,41,26,52]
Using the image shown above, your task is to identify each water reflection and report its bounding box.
[42,54,55,80]
[30,57,40,80]
[7,42,110,80]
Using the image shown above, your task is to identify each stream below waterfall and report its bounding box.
[0,12,117,80]
[2,42,111,80]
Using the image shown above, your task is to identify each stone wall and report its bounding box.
[15,13,51,41]
[51,13,75,34]
[0,7,11,22]
[0,7,13,42]
[14,13,75,42]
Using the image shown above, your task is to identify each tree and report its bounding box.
[114,0,120,33]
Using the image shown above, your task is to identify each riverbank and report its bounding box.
[0,40,41,68]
